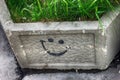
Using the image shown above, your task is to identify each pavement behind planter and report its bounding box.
[0,24,21,80]
[23,68,120,80]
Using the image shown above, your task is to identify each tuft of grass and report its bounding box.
[5,0,120,22]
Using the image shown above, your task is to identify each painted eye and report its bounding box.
[58,40,64,44]
[48,38,54,42]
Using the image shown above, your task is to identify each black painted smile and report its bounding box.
[40,39,68,56]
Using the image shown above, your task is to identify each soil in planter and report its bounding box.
[5,0,120,23]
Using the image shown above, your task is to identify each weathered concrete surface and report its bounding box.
[0,0,120,70]
[1,20,120,80]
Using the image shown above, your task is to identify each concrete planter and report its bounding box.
[0,0,120,70]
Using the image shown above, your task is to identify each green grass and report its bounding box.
[6,0,120,22]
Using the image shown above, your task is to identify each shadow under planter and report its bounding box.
[0,0,120,70]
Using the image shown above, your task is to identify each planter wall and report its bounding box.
[0,0,120,70]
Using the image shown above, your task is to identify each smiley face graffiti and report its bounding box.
[40,38,69,56]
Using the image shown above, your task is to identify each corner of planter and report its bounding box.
[0,0,14,31]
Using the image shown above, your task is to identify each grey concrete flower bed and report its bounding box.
[0,0,120,70]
